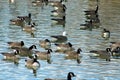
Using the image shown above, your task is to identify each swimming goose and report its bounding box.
[90,48,112,61]
[54,42,75,52]
[85,17,100,28]
[17,45,37,57]
[65,48,82,59]
[22,22,36,32]
[44,72,76,80]
[111,47,120,57]
[80,19,93,30]
[17,13,32,25]
[85,15,100,24]
[110,41,120,52]
[35,49,52,60]
[101,28,110,39]
[10,18,25,26]
[34,49,52,63]
[25,54,40,76]
[1,50,20,62]
[7,41,24,49]
[50,31,68,43]
[39,39,51,50]
[25,54,40,70]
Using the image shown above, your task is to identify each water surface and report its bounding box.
[0,0,120,80]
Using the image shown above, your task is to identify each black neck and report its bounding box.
[95,5,98,13]
[67,75,72,80]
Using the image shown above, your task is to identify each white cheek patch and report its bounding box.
[53,12,58,16]
[10,0,15,3]
[70,73,73,77]
[103,33,109,37]
[54,7,59,10]
[32,28,36,30]
[4,56,7,59]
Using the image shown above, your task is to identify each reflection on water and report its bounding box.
[0,0,120,80]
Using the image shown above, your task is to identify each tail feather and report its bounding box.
[7,42,13,44]
[54,43,59,46]
[51,36,58,38]
[1,53,6,55]
[110,42,116,44]
[89,50,97,53]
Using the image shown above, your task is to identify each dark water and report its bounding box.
[0,0,120,80]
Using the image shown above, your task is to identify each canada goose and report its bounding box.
[101,28,110,39]
[34,49,52,63]
[44,72,76,80]
[111,47,120,57]
[1,50,20,62]
[17,45,37,57]
[51,16,66,27]
[39,39,51,50]
[85,17,100,28]
[17,13,32,25]
[54,42,75,52]
[25,54,40,70]
[7,41,24,49]
[80,19,93,31]
[25,54,40,76]
[51,31,68,43]
[10,18,25,26]
[90,48,112,61]
[110,41,120,51]
[51,4,66,17]
[65,48,82,59]
[85,16,100,24]
[22,22,36,32]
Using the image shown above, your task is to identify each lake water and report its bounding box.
[0,0,120,80]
